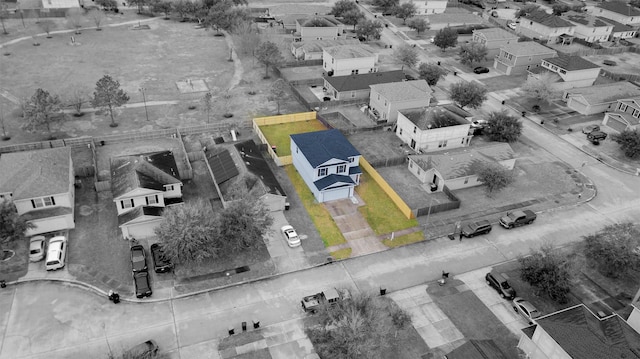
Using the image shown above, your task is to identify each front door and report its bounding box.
[410,139,416,150]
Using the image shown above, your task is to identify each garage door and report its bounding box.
[493,60,509,74]
[321,187,351,203]
[28,216,72,236]
[604,117,629,133]
[125,221,161,239]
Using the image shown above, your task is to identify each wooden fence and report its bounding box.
[414,185,461,217]
[253,112,320,166]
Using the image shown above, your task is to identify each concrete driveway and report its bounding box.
[264,211,309,273]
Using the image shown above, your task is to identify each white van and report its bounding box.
[45,236,67,271]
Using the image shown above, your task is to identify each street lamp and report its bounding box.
[139,87,149,122]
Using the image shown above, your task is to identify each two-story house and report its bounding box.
[294,16,345,42]
[323,70,406,101]
[407,143,516,192]
[516,10,576,44]
[472,28,519,57]
[401,0,447,14]
[517,304,640,359]
[528,55,601,90]
[563,81,640,115]
[602,97,640,133]
[598,17,637,41]
[368,80,432,122]
[0,147,75,236]
[563,11,613,43]
[110,151,183,238]
[291,39,360,60]
[290,129,362,203]
[591,2,640,28]
[322,45,378,77]
[395,105,473,152]
[493,41,557,75]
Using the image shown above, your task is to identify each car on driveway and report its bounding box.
[587,131,607,141]
[150,243,173,273]
[130,244,148,272]
[461,220,492,237]
[513,297,541,324]
[45,236,67,271]
[474,66,490,74]
[281,225,301,247]
[124,340,158,357]
[485,272,516,299]
[29,235,46,262]
[471,119,488,129]
[133,271,152,298]
[582,124,600,134]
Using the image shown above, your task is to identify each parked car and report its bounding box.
[587,131,607,141]
[45,236,67,271]
[133,271,153,298]
[29,235,46,262]
[281,225,301,247]
[513,297,541,324]
[130,244,148,273]
[499,210,536,229]
[507,22,517,30]
[461,220,492,238]
[486,272,516,299]
[150,243,173,273]
[124,340,158,357]
[471,119,488,129]
[582,124,600,134]
[603,59,617,66]
[473,66,490,74]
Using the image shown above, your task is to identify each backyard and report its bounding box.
[258,120,328,157]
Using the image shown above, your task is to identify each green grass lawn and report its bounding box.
[356,172,418,235]
[259,120,328,156]
[284,165,346,247]
[329,248,352,259]
[382,231,425,248]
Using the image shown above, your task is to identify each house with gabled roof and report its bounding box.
[528,55,601,90]
[516,10,576,45]
[592,2,640,27]
[563,81,640,115]
[597,17,637,40]
[322,45,378,77]
[290,129,362,203]
[444,339,510,359]
[472,28,519,56]
[563,11,613,43]
[368,80,432,122]
[323,70,406,101]
[0,147,75,236]
[493,41,557,75]
[294,16,345,42]
[396,105,473,153]
[517,304,640,359]
[602,97,640,133]
[407,143,516,192]
[110,151,183,238]
[234,140,287,211]
[291,39,361,60]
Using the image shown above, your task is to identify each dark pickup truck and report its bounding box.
[499,210,537,229]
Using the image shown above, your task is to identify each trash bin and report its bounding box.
[380,287,387,296]
[242,322,247,332]
[0,280,6,288]
[253,320,260,329]
[284,202,290,210]
[228,327,235,335]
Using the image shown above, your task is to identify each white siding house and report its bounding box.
[395,105,473,152]
[563,81,640,115]
[528,55,601,91]
[563,11,613,43]
[516,10,576,44]
[369,80,432,122]
[323,45,378,76]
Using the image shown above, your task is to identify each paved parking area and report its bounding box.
[264,211,310,273]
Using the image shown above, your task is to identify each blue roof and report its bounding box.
[313,174,355,191]
[290,129,360,168]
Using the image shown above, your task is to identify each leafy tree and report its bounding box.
[205,0,248,33]
[216,197,273,254]
[329,0,359,17]
[152,0,173,18]
[22,88,63,138]
[372,0,399,12]
[521,72,557,109]
[519,244,574,304]
[308,292,411,359]
[631,0,640,8]
[342,9,364,30]
[394,44,418,68]
[407,17,428,34]
[38,19,55,36]
[552,3,570,15]
[0,201,34,252]
[66,8,84,34]
[201,92,213,123]
[268,79,287,115]
[458,42,487,68]
[91,75,130,127]
[174,0,190,20]
[516,4,539,18]
[89,9,105,30]
[394,2,416,24]
[484,110,523,142]
[189,1,209,25]
[255,41,283,78]
[433,27,458,52]
[0,0,8,35]
[448,81,487,109]
[584,223,640,278]
[234,21,261,56]
[418,62,447,86]
[477,162,514,194]
[356,19,383,41]
[96,0,118,10]
[612,130,640,158]
[154,200,218,265]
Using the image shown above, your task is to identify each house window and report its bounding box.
[619,103,628,112]
[413,126,417,134]
[31,196,55,209]
[331,58,334,64]
[337,164,346,173]
[165,185,174,191]
[438,140,447,148]
[146,195,159,205]
[417,168,421,175]
[409,161,413,168]
[351,69,359,75]
[559,69,566,74]
[349,157,355,163]
[384,100,387,106]
[318,168,328,176]
[296,147,299,153]
[399,128,403,135]
[633,109,640,118]
[508,54,513,60]
[120,199,134,209]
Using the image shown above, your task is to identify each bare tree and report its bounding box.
[38,19,55,37]
[268,79,287,115]
[200,92,213,123]
[89,9,105,30]
[0,0,9,35]
[66,8,85,34]
[66,85,89,116]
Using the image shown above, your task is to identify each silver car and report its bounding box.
[513,297,541,324]
[29,236,46,262]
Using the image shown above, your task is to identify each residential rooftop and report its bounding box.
[110,151,181,199]
[370,80,431,102]
[296,16,343,27]
[543,55,600,71]
[473,27,518,41]
[597,16,635,32]
[324,45,376,59]
[596,2,640,17]
[234,140,286,197]
[501,41,557,57]
[399,105,470,131]
[411,143,515,179]
[324,70,406,92]
[290,129,360,168]
[292,39,361,52]
[524,10,575,28]
[0,147,71,200]
[565,81,640,105]
[564,11,612,27]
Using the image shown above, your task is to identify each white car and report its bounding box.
[281,225,301,247]
[45,236,67,271]
[29,236,46,262]
[508,22,517,30]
